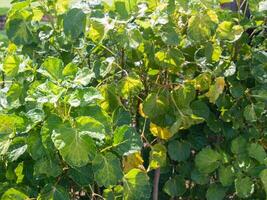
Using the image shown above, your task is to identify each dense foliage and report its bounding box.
[0,0,266,199]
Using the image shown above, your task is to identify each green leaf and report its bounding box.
[248,143,266,164]
[67,87,103,107]
[74,68,95,86]
[235,176,254,198]
[51,122,97,167]
[62,63,78,77]
[118,75,143,98]
[160,25,180,46]
[0,114,24,134]
[6,82,22,103]
[92,153,123,187]
[64,8,86,39]
[123,169,151,200]
[113,125,142,156]
[103,186,123,200]
[195,147,221,174]
[163,175,186,197]
[67,165,94,186]
[143,96,165,118]
[7,144,27,162]
[149,144,167,170]
[76,104,112,133]
[206,184,226,200]
[219,165,235,187]
[172,83,196,108]
[142,93,169,125]
[251,64,267,84]
[34,155,62,177]
[39,57,64,81]
[231,136,247,155]
[128,28,143,48]
[28,81,66,104]
[191,100,210,120]
[1,188,28,200]
[112,107,131,127]
[243,104,257,122]
[6,19,33,45]
[155,48,185,73]
[191,169,209,185]
[260,169,267,197]
[168,140,191,162]
[38,184,70,200]
[113,1,128,19]
[3,55,20,77]
[76,116,106,141]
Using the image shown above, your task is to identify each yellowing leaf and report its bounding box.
[88,20,105,43]
[212,45,222,62]
[123,152,144,173]
[194,72,212,91]
[219,0,233,3]
[32,7,44,21]
[216,21,244,42]
[206,77,225,103]
[55,0,69,14]
[207,10,219,24]
[187,13,215,43]
[3,55,20,77]
[100,84,120,112]
[149,144,167,170]
[7,43,17,53]
[150,123,174,140]
[139,103,147,118]
[119,75,143,98]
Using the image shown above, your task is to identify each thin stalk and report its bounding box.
[153,168,160,200]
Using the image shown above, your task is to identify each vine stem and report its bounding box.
[153,168,160,200]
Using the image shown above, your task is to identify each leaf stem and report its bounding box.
[153,168,160,200]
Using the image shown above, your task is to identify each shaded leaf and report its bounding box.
[195,147,221,174]
[92,153,123,187]
[168,140,191,162]
[163,175,186,197]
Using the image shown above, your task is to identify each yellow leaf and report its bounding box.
[119,75,143,98]
[207,10,219,24]
[216,77,225,93]
[123,152,144,173]
[139,103,147,118]
[32,7,44,21]
[7,43,17,53]
[149,144,167,170]
[55,0,69,14]
[150,123,174,140]
[219,0,233,3]
[206,77,225,103]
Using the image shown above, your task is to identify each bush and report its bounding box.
[0,0,266,199]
